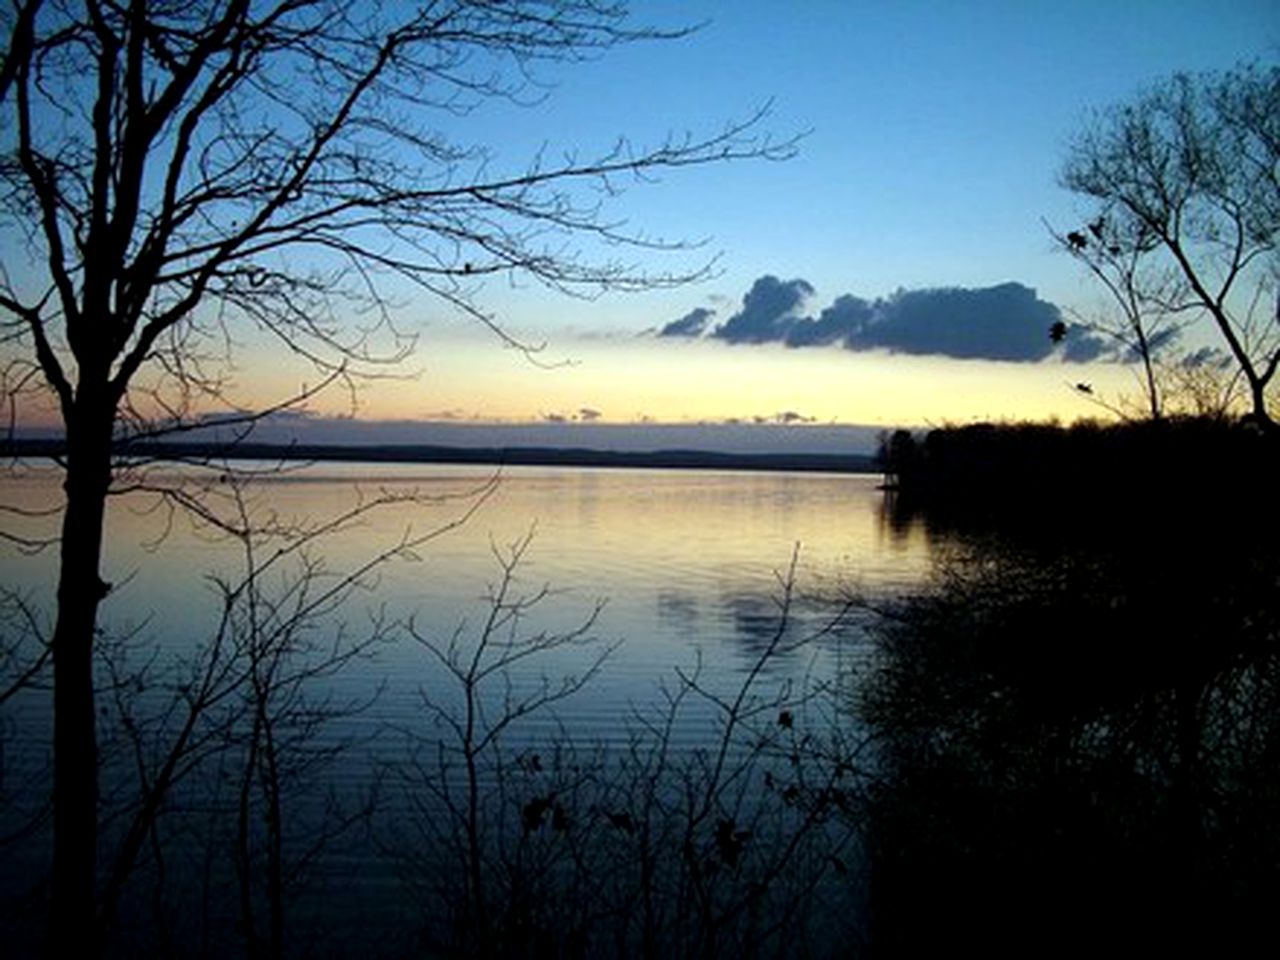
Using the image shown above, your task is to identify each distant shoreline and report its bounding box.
[2,439,880,475]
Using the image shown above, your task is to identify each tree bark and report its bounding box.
[48,393,115,956]
[1246,378,1276,433]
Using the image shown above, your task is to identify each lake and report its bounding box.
[0,462,939,956]
[1,462,935,723]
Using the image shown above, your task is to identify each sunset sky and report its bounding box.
[13,1,1280,452]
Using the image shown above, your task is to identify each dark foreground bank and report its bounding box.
[866,416,1280,955]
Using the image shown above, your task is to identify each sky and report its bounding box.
[13,1,1280,453]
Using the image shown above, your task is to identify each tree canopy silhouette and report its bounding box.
[0,2,792,951]
[1058,63,1279,428]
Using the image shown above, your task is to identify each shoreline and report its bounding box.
[2,439,879,475]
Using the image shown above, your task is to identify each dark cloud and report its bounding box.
[1059,322,1181,364]
[785,294,874,347]
[658,306,716,338]
[712,276,815,344]
[846,283,1063,361]
[1060,324,1110,363]
[742,411,817,425]
[1120,325,1181,363]
[543,408,602,422]
[1180,346,1234,370]
[775,411,816,424]
[677,275,1122,364]
[1147,327,1181,354]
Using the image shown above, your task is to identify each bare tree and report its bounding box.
[1048,210,1252,422]
[1047,215,1183,420]
[390,543,866,957]
[1058,63,1280,429]
[0,1,793,948]
[83,467,497,955]
[394,529,611,953]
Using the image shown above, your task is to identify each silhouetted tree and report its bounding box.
[875,429,919,488]
[1046,215,1179,420]
[1058,64,1279,428]
[0,3,792,952]
[390,545,864,957]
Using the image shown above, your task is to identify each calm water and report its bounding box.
[5,460,1258,957]
[1,463,935,726]
[0,463,939,954]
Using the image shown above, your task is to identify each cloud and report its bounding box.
[1060,324,1110,363]
[785,294,874,347]
[1120,325,1181,363]
[845,283,1064,361]
[541,408,602,422]
[1180,346,1234,370]
[742,411,817,425]
[712,276,815,344]
[677,275,1119,363]
[775,410,816,424]
[658,307,716,338]
[421,408,467,421]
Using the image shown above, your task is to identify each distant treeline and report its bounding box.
[878,417,1279,534]
[1,438,877,475]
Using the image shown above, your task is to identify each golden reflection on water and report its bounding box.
[1,464,938,686]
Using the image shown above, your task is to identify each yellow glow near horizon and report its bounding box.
[13,326,1138,433]
[324,335,1136,428]
[216,336,1128,426]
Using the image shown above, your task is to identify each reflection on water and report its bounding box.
[3,464,936,781]
[864,488,1280,955]
[9,457,1274,955]
[0,463,932,956]
[3,463,932,698]
[2,463,941,715]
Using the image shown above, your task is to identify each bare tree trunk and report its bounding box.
[1247,378,1276,432]
[1136,329,1163,422]
[48,396,114,955]
[262,716,286,960]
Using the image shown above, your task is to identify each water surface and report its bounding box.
[3,463,934,719]
[1,463,938,955]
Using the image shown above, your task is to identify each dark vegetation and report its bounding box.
[877,416,1277,528]
[0,524,870,959]
[1053,64,1278,430]
[0,3,1272,947]
[867,417,1279,954]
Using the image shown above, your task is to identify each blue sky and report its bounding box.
[463,0,1277,320]
[267,0,1269,450]
[11,1,1278,452]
